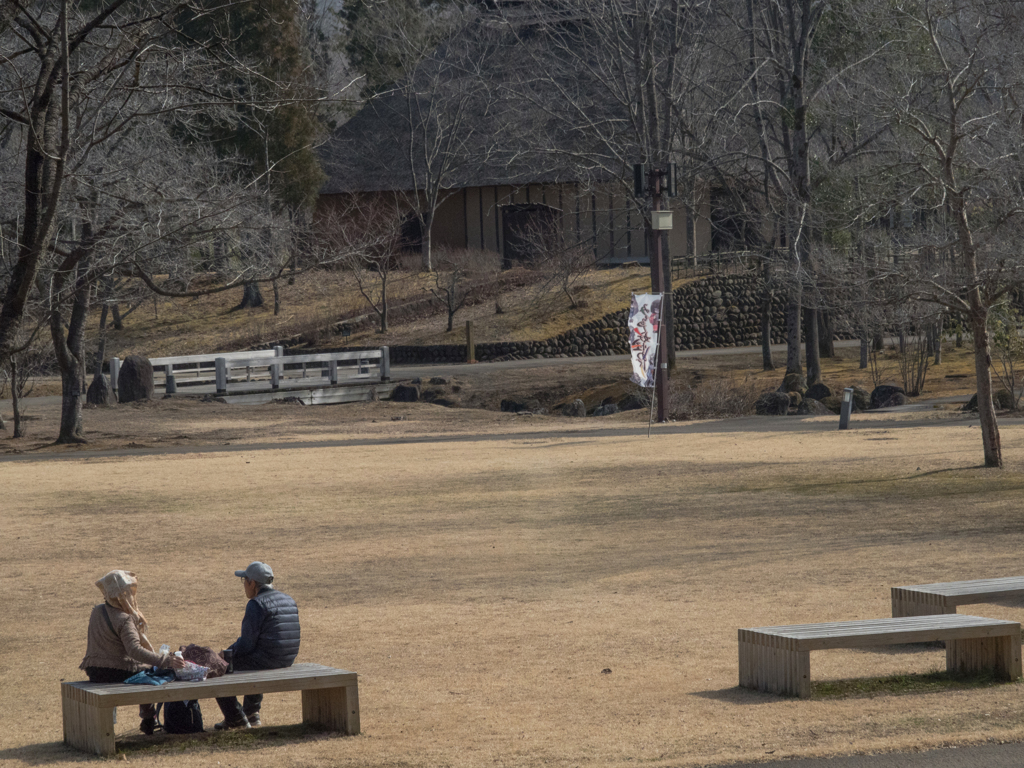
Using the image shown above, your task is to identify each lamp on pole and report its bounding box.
[635,162,676,423]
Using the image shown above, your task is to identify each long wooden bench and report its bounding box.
[738,614,1022,698]
[892,576,1024,617]
[61,663,358,756]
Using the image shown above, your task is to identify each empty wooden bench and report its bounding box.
[61,663,358,756]
[892,576,1024,617]
[738,614,1022,698]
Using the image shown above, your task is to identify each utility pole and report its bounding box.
[635,163,676,423]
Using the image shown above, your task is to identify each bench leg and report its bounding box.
[947,631,1023,681]
[739,640,810,698]
[891,590,956,618]
[62,694,115,756]
[302,684,360,735]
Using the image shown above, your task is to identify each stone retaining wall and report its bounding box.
[325,274,850,365]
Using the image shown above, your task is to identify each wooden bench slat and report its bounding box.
[64,664,355,706]
[738,615,1022,697]
[901,576,1024,594]
[61,663,359,755]
[892,576,1024,616]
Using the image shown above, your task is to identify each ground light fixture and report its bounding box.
[839,386,854,430]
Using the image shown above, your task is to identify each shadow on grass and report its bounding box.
[115,722,348,756]
[812,668,1015,699]
[693,669,1017,703]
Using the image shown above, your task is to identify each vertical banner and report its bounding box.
[628,293,663,388]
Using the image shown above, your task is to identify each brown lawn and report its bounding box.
[3,396,1024,767]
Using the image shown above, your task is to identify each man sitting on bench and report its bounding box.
[215,561,301,730]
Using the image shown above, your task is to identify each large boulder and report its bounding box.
[501,397,543,413]
[820,395,843,414]
[86,373,116,406]
[755,391,790,416]
[617,392,646,411]
[852,386,870,412]
[963,390,1016,411]
[781,372,807,394]
[561,399,586,417]
[804,382,832,402]
[592,403,620,417]
[390,384,420,402]
[117,355,154,403]
[870,384,907,409]
[797,398,833,416]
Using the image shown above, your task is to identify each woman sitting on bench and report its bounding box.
[79,570,185,735]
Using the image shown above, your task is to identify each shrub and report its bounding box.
[668,376,760,420]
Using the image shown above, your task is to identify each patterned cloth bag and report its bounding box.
[180,644,229,678]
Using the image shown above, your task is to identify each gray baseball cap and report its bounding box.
[235,561,274,585]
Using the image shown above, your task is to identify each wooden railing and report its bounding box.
[108,347,390,396]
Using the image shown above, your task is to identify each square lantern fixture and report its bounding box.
[651,210,674,230]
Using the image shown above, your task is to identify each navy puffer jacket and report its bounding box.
[229,586,300,670]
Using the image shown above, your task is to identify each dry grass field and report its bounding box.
[100,264,657,359]
[4,396,1024,768]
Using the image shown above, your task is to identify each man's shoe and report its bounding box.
[213,717,250,731]
[140,717,157,736]
[244,713,261,727]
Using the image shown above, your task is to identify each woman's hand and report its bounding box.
[169,654,187,670]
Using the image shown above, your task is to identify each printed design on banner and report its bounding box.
[628,293,663,388]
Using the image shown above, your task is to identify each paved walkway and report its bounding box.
[708,742,1024,767]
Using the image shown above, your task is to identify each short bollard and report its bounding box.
[839,387,854,430]
[165,373,177,394]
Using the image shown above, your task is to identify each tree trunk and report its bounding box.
[95,301,109,377]
[760,254,775,370]
[860,328,869,369]
[11,358,25,438]
[970,305,1001,467]
[421,212,433,272]
[272,279,281,316]
[818,309,834,358]
[236,282,264,309]
[51,260,90,445]
[804,306,821,385]
[785,289,802,376]
[761,290,775,371]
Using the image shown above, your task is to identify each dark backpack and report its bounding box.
[159,700,204,734]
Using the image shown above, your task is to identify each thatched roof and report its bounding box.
[318,6,629,196]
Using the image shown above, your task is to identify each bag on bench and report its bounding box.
[159,700,204,734]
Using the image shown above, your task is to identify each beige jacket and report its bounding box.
[79,603,172,672]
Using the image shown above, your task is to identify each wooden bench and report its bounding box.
[61,663,358,756]
[738,614,1022,698]
[892,576,1024,617]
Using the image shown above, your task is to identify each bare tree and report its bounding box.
[317,197,406,333]
[503,0,742,374]
[861,0,1024,467]
[340,3,498,272]
[427,247,498,332]
[0,1,337,443]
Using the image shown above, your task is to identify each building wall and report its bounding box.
[319,181,714,266]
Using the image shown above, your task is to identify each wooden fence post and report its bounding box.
[380,347,390,381]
